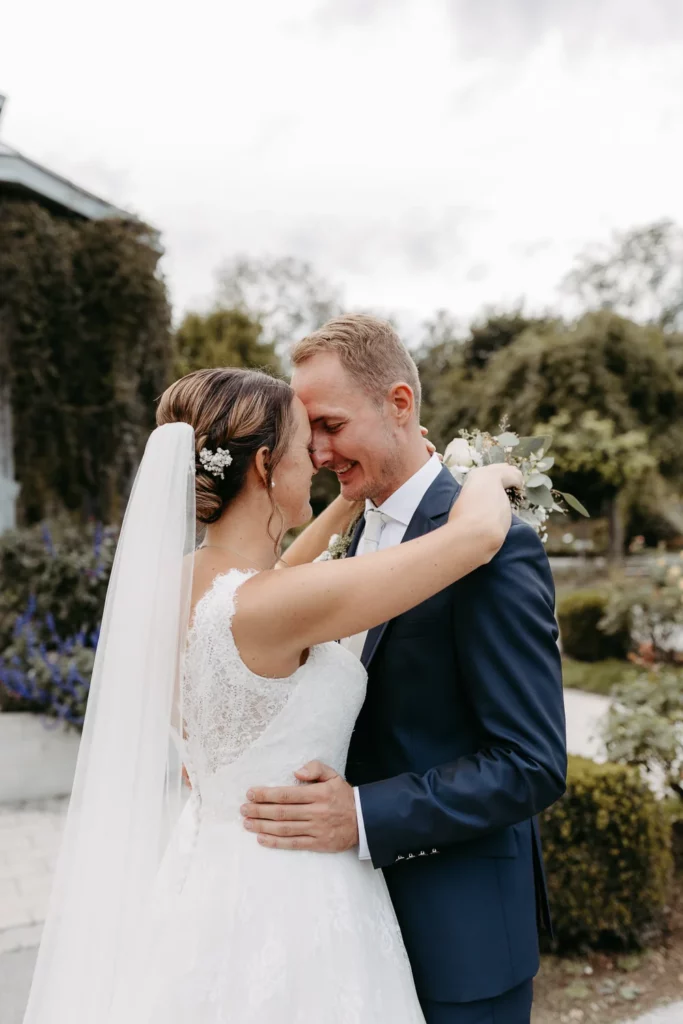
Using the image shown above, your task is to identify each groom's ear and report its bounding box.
[387,382,416,426]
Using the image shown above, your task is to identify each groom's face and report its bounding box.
[291,351,398,503]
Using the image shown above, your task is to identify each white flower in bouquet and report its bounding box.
[443,423,589,543]
[443,437,482,471]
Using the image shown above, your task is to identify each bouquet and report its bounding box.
[444,425,589,543]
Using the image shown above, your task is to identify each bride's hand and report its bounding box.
[449,463,524,555]
[420,426,441,460]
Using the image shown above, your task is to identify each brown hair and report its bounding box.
[157,368,295,526]
[291,313,421,413]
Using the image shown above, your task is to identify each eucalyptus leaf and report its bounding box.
[537,456,554,472]
[526,484,555,509]
[495,431,519,448]
[527,472,553,489]
[514,436,548,458]
[559,491,590,517]
[486,445,506,464]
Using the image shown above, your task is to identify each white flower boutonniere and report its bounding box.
[317,510,365,561]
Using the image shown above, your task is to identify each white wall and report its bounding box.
[0,714,79,803]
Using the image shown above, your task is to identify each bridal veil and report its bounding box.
[23,423,196,1024]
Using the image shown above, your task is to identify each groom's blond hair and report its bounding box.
[291,314,421,414]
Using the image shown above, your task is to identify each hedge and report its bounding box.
[542,756,673,949]
[557,589,630,662]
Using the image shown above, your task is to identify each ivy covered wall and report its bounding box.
[0,199,172,523]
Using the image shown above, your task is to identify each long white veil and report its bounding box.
[23,423,196,1024]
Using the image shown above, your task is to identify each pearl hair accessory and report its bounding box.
[199,446,233,480]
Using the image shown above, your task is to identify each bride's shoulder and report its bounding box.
[190,551,257,622]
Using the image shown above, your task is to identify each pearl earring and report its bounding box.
[271,480,275,488]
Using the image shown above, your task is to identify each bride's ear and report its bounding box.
[254,446,271,489]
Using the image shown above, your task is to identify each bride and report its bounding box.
[23,367,522,1024]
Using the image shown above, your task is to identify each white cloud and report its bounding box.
[1,0,682,337]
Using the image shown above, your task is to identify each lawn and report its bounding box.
[562,657,683,696]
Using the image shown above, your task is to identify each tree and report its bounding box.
[474,312,683,558]
[462,308,555,372]
[214,255,342,354]
[416,309,557,451]
[173,308,281,379]
[534,412,658,562]
[564,219,683,332]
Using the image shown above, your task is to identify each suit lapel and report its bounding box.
[360,466,460,669]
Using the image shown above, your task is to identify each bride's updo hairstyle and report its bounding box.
[157,368,295,525]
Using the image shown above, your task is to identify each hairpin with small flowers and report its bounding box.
[199,446,233,480]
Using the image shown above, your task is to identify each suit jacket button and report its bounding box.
[407,853,415,859]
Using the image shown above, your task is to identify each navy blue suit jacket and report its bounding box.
[345,466,567,1005]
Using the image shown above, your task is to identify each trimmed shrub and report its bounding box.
[542,756,673,949]
[558,589,630,662]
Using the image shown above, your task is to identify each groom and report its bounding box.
[243,314,567,1023]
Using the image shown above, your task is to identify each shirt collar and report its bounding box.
[365,454,443,527]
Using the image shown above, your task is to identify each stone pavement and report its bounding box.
[0,799,66,1024]
[0,798,66,935]
[625,1005,683,1024]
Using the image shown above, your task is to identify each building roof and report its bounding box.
[0,140,132,221]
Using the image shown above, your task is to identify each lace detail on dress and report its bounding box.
[183,569,301,779]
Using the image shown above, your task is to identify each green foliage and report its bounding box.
[558,589,630,662]
[416,309,557,450]
[602,559,683,665]
[605,672,683,802]
[477,313,681,464]
[561,657,653,696]
[0,519,115,719]
[0,518,115,652]
[173,308,281,378]
[462,308,555,372]
[535,411,657,509]
[542,756,673,949]
[0,199,172,524]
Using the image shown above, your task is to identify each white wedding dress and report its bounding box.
[108,568,426,1024]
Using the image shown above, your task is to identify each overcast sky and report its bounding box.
[2,0,683,336]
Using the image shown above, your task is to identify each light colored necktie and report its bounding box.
[342,508,394,658]
[361,507,392,554]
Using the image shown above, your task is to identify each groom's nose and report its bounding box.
[311,436,333,471]
[312,445,331,471]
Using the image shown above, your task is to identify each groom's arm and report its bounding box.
[357,520,567,870]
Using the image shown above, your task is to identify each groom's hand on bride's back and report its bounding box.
[241,761,359,853]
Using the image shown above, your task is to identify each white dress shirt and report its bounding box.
[346,454,443,860]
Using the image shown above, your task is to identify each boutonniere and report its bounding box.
[318,508,365,561]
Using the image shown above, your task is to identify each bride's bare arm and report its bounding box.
[234,465,522,671]
[278,494,362,568]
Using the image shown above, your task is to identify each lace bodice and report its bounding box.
[182,569,368,816]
